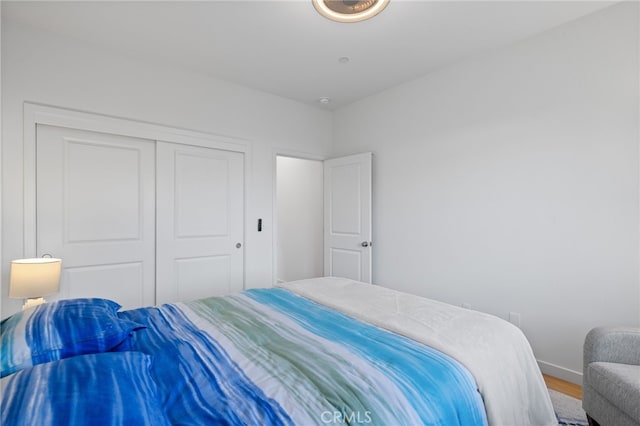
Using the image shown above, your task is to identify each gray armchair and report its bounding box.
[583,326,640,426]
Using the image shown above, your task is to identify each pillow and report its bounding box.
[1,352,170,426]
[0,298,144,377]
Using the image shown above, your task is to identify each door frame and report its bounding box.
[23,103,252,273]
[272,149,325,285]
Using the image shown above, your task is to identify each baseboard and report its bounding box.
[538,359,583,386]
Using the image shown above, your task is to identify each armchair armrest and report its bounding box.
[584,326,640,369]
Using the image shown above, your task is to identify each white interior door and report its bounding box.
[156,142,244,303]
[36,124,156,309]
[324,152,372,283]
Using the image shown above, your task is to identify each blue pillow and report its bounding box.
[0,298,144,377]
[1,352,170,426]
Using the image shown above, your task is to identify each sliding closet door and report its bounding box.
[36,124,156,309]
[156,142,244,304]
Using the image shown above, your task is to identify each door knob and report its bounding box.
[361,241,370,247]
[236,243,242,249]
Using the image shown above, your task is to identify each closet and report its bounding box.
[35,124,244,309]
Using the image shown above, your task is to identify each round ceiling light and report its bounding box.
[312,0,390,23]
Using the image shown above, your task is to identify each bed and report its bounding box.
[1,277,557,425]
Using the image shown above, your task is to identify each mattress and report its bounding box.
[280,277,557,426]
[1,277,556,426]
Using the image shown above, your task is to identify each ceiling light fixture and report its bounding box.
[312,0,390,23]
[318,97,331,104]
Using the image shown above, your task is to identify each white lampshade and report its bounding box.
[9,258,62,299]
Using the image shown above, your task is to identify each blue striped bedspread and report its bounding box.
[119,288,488,425]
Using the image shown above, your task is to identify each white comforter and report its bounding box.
[279,277,556,426]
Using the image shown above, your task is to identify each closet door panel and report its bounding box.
[65,262,144,308]
[156,142,244,304]
[174,153,229,237]
[36,124,156,309]
[175,256,230,302]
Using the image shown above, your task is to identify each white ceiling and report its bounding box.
[3,1,615,109]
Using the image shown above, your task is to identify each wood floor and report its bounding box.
[543,374,583,400]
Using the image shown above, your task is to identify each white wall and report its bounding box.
[276,156,323,282]
[333,2,639,383]
[1,20,332,315]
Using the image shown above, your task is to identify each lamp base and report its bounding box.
[22,297,46,310]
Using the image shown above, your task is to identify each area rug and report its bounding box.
[549,388,588,426]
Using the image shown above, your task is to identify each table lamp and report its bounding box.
[9,258,62,310]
